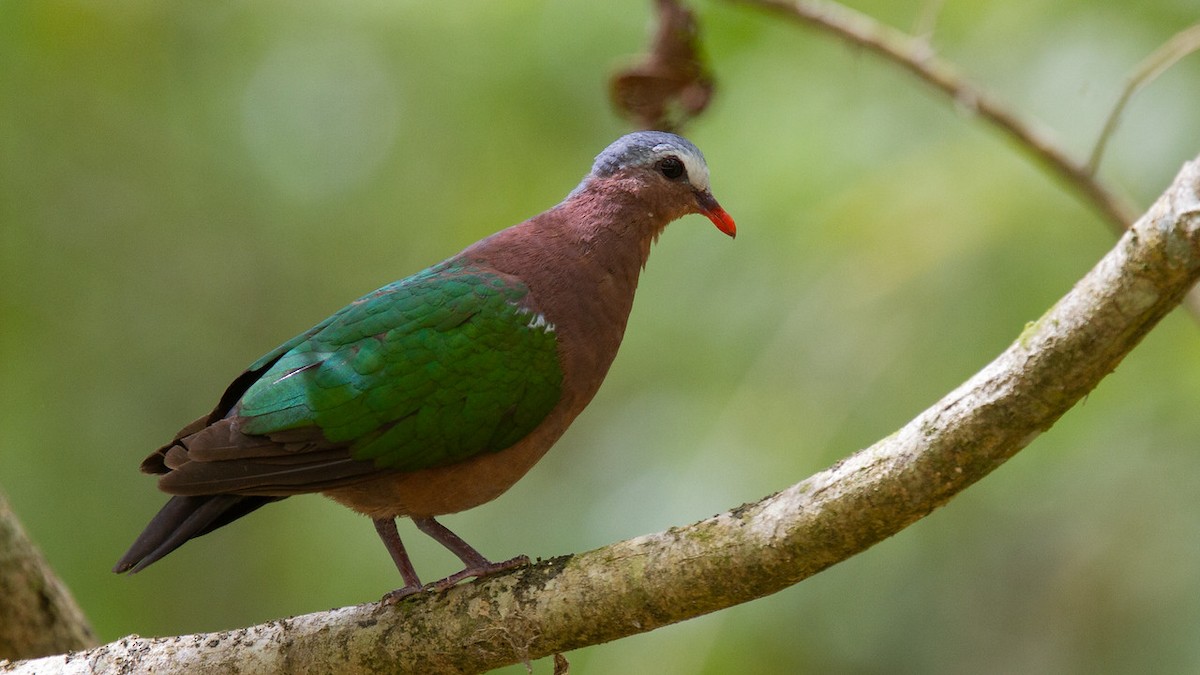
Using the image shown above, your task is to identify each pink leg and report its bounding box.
[373,518,425,604]
[413,516,530,591]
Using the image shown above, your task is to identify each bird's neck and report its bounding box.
[557,175,669,274]
[462,177,673,407]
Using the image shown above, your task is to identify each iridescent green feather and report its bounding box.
[236,258,563,472]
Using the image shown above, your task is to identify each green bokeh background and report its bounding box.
[4,1,1200,672]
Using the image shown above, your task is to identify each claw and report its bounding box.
[380,584,425,605]
[374,516,531,604]
[429,554,531,592]
[379,554,530,604]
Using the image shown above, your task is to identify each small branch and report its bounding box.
[0,493,97,660]
[729,0,1200,321]
[910,0,945,44]
[1088,23,1200,176]
[729,0,1141,234]
[7,157,1199,675]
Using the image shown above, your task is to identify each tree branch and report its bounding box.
[727,0,1200,322]
[0,493,97,660]
[729,0,1141,233]
[1088,22,1200,176]
[6,157,1198,674]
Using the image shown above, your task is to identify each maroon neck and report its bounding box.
[461,174,676,410]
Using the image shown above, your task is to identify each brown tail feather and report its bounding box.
[113,495,279,574]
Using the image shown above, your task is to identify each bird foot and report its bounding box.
[380,583,426,605]
[379,555,530,605]
[429,554,531,592]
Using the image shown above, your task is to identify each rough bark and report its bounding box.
[0,493,97,660]
[3,158,1197,674]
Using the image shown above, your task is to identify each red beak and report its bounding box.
[694,190,737,238]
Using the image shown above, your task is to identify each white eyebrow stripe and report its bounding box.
[679,152,710,192]
[652,142,710,191]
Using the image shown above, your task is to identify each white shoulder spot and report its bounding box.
[526,312,555,332]
[509,301,557,334]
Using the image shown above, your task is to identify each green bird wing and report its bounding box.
[231,259,564,474]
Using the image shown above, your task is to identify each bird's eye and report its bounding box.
[658,156,686,180]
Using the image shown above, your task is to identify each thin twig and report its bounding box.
[730,0,1141,234]
[728,0,1200,320]
[911,0,945,45]
[1088,23,1200,176]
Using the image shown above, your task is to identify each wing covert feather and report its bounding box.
[235,259,563,474]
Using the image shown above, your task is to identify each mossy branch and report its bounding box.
[5,157,1198,674]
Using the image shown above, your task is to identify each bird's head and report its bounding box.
[571,131,736,238]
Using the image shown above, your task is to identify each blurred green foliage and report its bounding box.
[3,0,1200,672]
